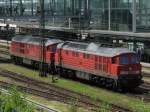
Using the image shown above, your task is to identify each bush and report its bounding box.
[0,86,34,112]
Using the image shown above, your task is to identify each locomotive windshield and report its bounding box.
[120,55,129,64]
[120,54,140,65]
[131,54,140,64]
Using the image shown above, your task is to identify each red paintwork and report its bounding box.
[10,41,58,64]
[11,39,141,80]
[55,48,141,79]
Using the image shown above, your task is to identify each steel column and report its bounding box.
[10,0,13,16]
[39,0,47,77]
[72,0,75,15]
[20,0,23,16]
[108,0,111,30]
[132,0,136,32]
[64,0,66,15]
[31,0,34,16]
[40,0,45,29]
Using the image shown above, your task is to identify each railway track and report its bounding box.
[141,82,150,91]
[126,83,150,102]
[0,68,132,112]
[0,43,9,50]
[0,41,10,59]
[142,72,150,78]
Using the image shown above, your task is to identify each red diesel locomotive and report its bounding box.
[10,35,62,68]
[10,35,142,89]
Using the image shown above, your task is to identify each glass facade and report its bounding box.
[0,0,150,32]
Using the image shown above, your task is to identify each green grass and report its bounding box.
[0,63,150,112]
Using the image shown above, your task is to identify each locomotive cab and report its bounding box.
[113,53,143,89]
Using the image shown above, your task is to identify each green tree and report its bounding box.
[0,86,34,112]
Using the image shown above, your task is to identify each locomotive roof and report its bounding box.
[12,35,62,46]
[58,41,135,57]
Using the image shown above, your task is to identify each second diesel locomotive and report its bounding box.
[10,35,142,89]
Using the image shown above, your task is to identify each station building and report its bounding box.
[0,0,150,33]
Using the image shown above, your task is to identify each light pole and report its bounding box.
[39,0,47,77]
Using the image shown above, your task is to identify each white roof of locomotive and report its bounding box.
[57,41,135,57]
[12,35,62,46]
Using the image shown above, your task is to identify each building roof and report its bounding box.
[12,35,62,46]
[58,41,135,57]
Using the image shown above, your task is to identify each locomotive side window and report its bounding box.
[112,57,116,64]
[52,46,56,52]
[131,55,139,64]
[47,46,56,52]
[120,55,129,64]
